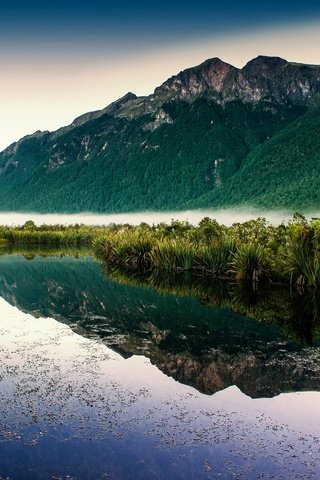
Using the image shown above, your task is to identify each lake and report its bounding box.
[0,252,319,479]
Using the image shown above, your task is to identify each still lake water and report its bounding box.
[0,252,319,479]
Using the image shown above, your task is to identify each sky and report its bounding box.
[1,0,320,151]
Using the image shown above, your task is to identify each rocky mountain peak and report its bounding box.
[242,55,288,77]
[70,92,138,129]
[195,56,235,72]
[105,92,138,113]
[153,56,237,100]
[1,53,320,213]
[194,56,237,88]
[149,54,320,107]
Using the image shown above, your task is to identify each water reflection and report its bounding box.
[2,299,319,480]
[105,266,320,345]
[0,251,319,398]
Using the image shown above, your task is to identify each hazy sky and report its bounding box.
[1,0,320,151]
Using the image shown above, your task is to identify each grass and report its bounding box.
[4,214,320,290]
[150,239,197,271]
[0,223,104,246]
[287,243,320,288]
[93,215,320,290]
[230,243,269,283]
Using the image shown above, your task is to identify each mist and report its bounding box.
[0,209,318,228]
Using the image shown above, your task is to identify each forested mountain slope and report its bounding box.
[0,55,319,212]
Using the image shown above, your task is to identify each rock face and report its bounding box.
[70,92,139,128]
[1,55,320,212]
[153,58,236,100]
[152,55,320,106]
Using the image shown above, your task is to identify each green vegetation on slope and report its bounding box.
[0,99,305,212]
[193,107,320,209]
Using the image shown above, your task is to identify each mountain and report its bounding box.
[1,55,320,213]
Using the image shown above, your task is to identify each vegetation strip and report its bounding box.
[2,214,320,288]
[92,213,320,289]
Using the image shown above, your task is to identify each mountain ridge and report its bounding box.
[3,54,320,154]
[0,55,319,213]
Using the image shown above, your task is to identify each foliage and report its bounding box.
[231,243,269,283]
[193,106,320,210]
[4,215,320,290]
[196,237,235,274]
[93,215,320,289]
[0,98,307,212]
[285,219,320,288]
[150,239,197,271]
[0,223,105,246]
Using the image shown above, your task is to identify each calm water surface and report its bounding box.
[0,253,319,479]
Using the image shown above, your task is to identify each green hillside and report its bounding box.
[1,55,320,213]
[191,107,320,210]
[0,99,305,212]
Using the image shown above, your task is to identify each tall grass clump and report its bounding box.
[196,237,235,274]
[286,242,320,288]
[284,221,320,288]
[150,239,197,271]
[115,235,153,270]
[231,243,270,283]
[94,232,153,271]
[0,225,95,246]
[93,235,114,258]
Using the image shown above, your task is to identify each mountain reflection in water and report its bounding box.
[0,251,319,398]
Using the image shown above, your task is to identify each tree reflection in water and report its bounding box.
[0,250,319,398]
